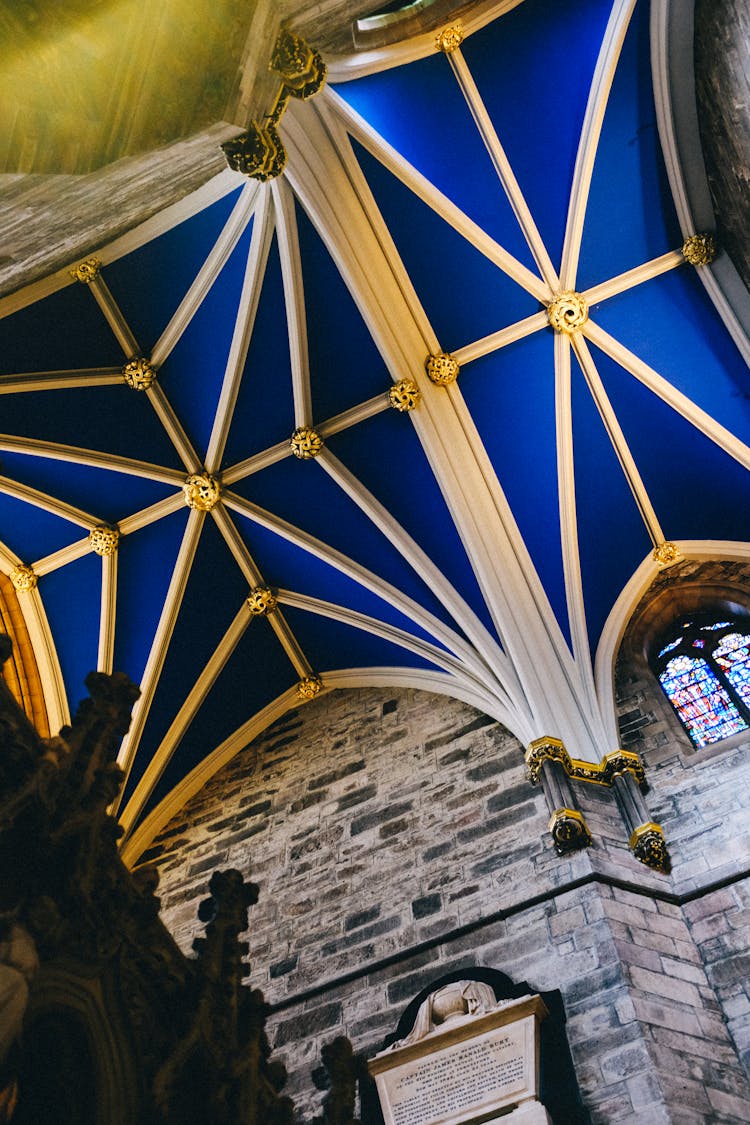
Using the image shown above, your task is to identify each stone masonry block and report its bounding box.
[629,965,703,1007]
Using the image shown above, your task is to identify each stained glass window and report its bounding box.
[658,636,682,658]
[653,616,750,747]
[713,632,750,711]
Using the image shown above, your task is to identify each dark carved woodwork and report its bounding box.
[0,637,364,1124]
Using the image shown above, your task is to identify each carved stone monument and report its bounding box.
[368,981,551,1125]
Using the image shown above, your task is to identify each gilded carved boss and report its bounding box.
[69,257,102,284]
[123,357,157,391]
[389,379,421,412]
[682,233,716,266]
[652,541,682,567]
[297,675,323,700]
[183,474,221,511]
[425,352,460,385]
[435,22,464,54]
[246,587,277,616]
[290,427,323,459]
[10,565,37,593]
[547,292,588,334]
[89,526,120,556]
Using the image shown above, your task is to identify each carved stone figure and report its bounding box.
[388,979,530,1049]
[0,921,37,1064]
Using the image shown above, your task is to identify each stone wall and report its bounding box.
[695,0,750,293]
[610,558,750,1095]
[145,660,750,1123]
[0,127,234,298]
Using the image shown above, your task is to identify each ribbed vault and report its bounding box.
[0,0,747,863]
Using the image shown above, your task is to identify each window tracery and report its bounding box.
[653,617,750,747]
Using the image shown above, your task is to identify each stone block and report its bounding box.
[707,1084,750,1121]
[548,905,586,938]
[270,955,299,979]
[345,906,380,931]
[629,965,703,1007]
[600,1042,653,1084]
[350,801,414,836]
[411,893,442,919]
[613,939,661,973]
[659,956,708,986]
[274,1001,343,1046]
[336,784,378,811]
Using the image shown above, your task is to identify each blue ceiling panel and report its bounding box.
[0,283,124,375]
[132,613,297,820]
[332,52,537,271]
[40,552,101,715]
[0,383,185,470]
[462,0,612,269]
[222,234,295,467]
[156,219,255,458]
[0,490,84,563]
[295,201,390,423]
[578,1,681,290]
[104,186,245,350]
[227,509,457,653]
[230,459,459,630]
[570,352,652,652]
[593,342,750,545]
[326,412,498,639]
[460,332,571,649]
[280,603,444,677]
[353,140,538,354]
[120,516,249,796]
[112,509,191,687]
[591,267,750,447]
[0,450,176,527]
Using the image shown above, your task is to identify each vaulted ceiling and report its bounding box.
[0,0,748,861]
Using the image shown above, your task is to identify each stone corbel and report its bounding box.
[525,738,593,855]
[525,737,671,874]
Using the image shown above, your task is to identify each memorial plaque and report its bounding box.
[369,993,549,1125]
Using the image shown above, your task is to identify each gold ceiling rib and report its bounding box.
[210,504,318,683]
[271,179,313,428]
[327,86,551,303]
[72,253,204,473]
[442,44,559,290]
[206,191,277,476]
[559,0,638,293]
[572,333,666,549]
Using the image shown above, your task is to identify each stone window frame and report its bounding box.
[619,576,750,764]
